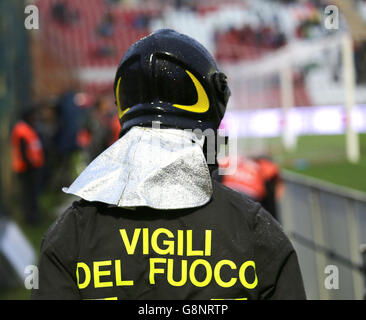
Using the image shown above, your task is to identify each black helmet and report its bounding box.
[113,29,231,136]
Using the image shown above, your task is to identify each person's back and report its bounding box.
[32,29,305,300]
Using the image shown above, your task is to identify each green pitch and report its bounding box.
[238,134,366,193]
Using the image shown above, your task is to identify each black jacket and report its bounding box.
[31,180,306,300]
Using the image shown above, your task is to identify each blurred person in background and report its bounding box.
[97,11,115,37]
[10,106,45,225]
[254,156,284,221]
[52,91,90,189]
[79,93,120,162]
[218,155,283,221]
[34,99,60,192]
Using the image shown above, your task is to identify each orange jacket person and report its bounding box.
[10,108,45,225]
[219,156,267,202]
[219,156,282,221]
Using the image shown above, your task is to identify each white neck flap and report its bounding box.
[62,126,213,210]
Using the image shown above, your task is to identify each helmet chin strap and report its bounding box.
[213,71,231,121]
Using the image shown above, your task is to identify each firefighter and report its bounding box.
[10,107,45,225]
[32,29,305,300]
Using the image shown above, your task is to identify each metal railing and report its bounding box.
[279,170,366,300]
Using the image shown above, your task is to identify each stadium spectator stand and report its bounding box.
[32,0,364,109]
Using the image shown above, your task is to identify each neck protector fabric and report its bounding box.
[63,126,213,210]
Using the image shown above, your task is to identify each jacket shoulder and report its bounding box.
[211,179,291,255]
[40,199,100,252]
